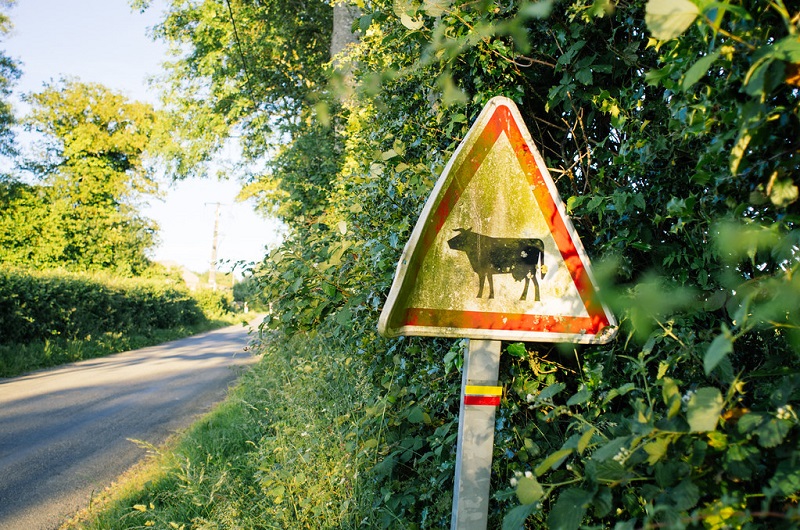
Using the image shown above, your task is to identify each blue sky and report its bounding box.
[3,0,283,274]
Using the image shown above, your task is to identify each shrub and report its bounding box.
[0,267,205,344]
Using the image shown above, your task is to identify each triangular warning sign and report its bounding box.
[378,97,617,343]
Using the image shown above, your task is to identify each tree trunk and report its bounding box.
[330,2,360,61]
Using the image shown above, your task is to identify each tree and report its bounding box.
[134,0,334,177]
[258,0,800,526]
[1,79,161,275]
[0,0,21,161]
[135,0,364,229]
[140,0,800,527]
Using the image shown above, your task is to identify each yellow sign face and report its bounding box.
[378,97,617,343]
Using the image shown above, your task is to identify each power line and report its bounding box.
[224,0,259,113]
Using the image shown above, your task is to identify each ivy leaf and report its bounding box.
[645,0,699,41]
[547,488,592,530]
[506,342,527,357]
[686,387,723,432]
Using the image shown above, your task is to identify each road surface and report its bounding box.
[0,320,261,530]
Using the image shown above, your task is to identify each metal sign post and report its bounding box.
[451,339,502,529]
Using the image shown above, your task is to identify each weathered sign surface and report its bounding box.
[378,96,617,343]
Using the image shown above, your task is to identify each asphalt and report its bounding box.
[0,319,262,530]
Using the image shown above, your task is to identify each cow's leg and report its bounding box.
[477,273,485,298]
[487,274,495,299]
[520,276,529,300]
[532,274,540,302]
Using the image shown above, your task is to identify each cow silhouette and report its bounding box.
[447,228,546,301]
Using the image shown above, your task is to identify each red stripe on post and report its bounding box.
[464,395,501,406]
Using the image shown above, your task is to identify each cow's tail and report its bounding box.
[539,247,546,279]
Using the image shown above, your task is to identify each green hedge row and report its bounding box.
[0,267,205,344]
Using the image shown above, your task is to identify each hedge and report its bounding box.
[0,267,205,345]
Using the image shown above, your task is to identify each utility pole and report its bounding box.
[207,202,221,291]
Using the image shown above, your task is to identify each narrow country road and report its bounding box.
[0,319,262,530]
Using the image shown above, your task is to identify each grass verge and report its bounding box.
[0,317,241,378]
[61,327,381,529]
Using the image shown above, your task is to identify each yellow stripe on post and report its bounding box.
[465,385,503,396]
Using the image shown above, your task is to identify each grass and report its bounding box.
[61,327,383,529]
[0,316,241,378]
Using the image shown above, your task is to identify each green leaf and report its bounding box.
[644,66,673,86]
[535,448,573,476]
[768,177,798,208]
[704,332,733,375]
[577,427,595,454]
[645,0,699,40]
[407,406,426,424]
[643,436,670,465]
[774,34,800,62]
[753,418,791,448]
[575,67,593,85]
[381,148,399,160]
[547,488,592,530]
[537,382,566,402]
[590,459,628,482]
[422,0,450,18]
[567,387,592,406]
[671,479,700,510]
[516,475,544,504]
[769,460,800,496]
[686,387,723,432]
[593,487,614,518]
[503,503,536,530]
[518,0,554,19]
[602,383,635,405]
[506,342,527,358]
[400,13,424,30]
[736,412,764,433]
[681,48,722,91]
[591,436,630,462]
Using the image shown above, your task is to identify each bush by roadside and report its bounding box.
[61,323,378,530]
[0,267,240,377]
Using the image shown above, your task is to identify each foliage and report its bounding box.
[0,267,205,345]
[0,267,248,377]
[231,273,269,311]
[66,320,378,530]
[191,288,235,319]
[138,0,334,178]
[114,0,800,528]
[255,0,799,527]
[0,79,161,275]
[0,0,19,159]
